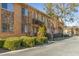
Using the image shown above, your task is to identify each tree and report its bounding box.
[37,24,46,37]
[44,3,79,22]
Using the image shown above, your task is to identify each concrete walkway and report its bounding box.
[0,36,79,56]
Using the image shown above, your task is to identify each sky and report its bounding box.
[28,3,45,12]
[28,3,79,27]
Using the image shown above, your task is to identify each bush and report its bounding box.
[0,38,5,48]
[2,35,48,50]
[20,36,36,47]
[37,25,46,37]
[3,37,21,50]
[35,37,48,45]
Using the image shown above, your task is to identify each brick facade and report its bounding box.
[0,3,64,37]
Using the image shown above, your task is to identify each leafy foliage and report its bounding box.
[0,36,48,50]
[3,37,21,50]
[37,25,46,37]
[35,37,48,45]
[0,38,5,48]
[44,3,79,22]
[20,36,36,47]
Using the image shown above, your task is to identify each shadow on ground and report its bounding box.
[53,36,72,41]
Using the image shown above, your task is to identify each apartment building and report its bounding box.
[72,26,79,35]
[0,3,64,37]
[52,15,64,36]
[63,26,79,36]
[63,26,73,36]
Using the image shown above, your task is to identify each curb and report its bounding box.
[0,46,43,56]
[0,42,54,56]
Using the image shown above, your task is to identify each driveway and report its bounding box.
[0,36,79,56]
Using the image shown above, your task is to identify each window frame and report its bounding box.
[1,10,14,32]
[22,8,28,16]
[2,3,14,12]
[2,3,7,9]
[21,8,29,33]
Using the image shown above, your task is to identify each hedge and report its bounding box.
[0,38,5,48]
[35,37,48,45]
[20,36,36,47]
[0,36,48,50]
[3,37,21,50]
[20,36,48,46]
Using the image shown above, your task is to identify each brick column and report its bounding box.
[0,8,1,33]
[28,8,33,36]
[14,4,22,35]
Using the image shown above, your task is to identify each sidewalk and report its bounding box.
[0,48,8,53]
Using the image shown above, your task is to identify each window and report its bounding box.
[41,16,43,22]
[48,20,50,28]
[22,8,25,15]
[24,25,28,33]
[1,10,14,32]
[44,18,47,27]
[22,24,28,33]
[38,14,41,21]
[7,3,14,12]
[31,12,35,19]
[2,3,14,12]
[2,3,7,9]
[22,8,28,16]
[8,13,14,32]
[0,3,1,8]
[38,15,41,21]
[21,8,29,33]
[2,23,7,32]
[42,17,45,22]
[1,14,8,32]
[35,13,38,19]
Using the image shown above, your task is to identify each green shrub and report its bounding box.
[35,37,48,45]
[20,36,36,47]
[37,25,46,37]
[20,36,28,40]
[0,38,5,48]
[3,37,21,50]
